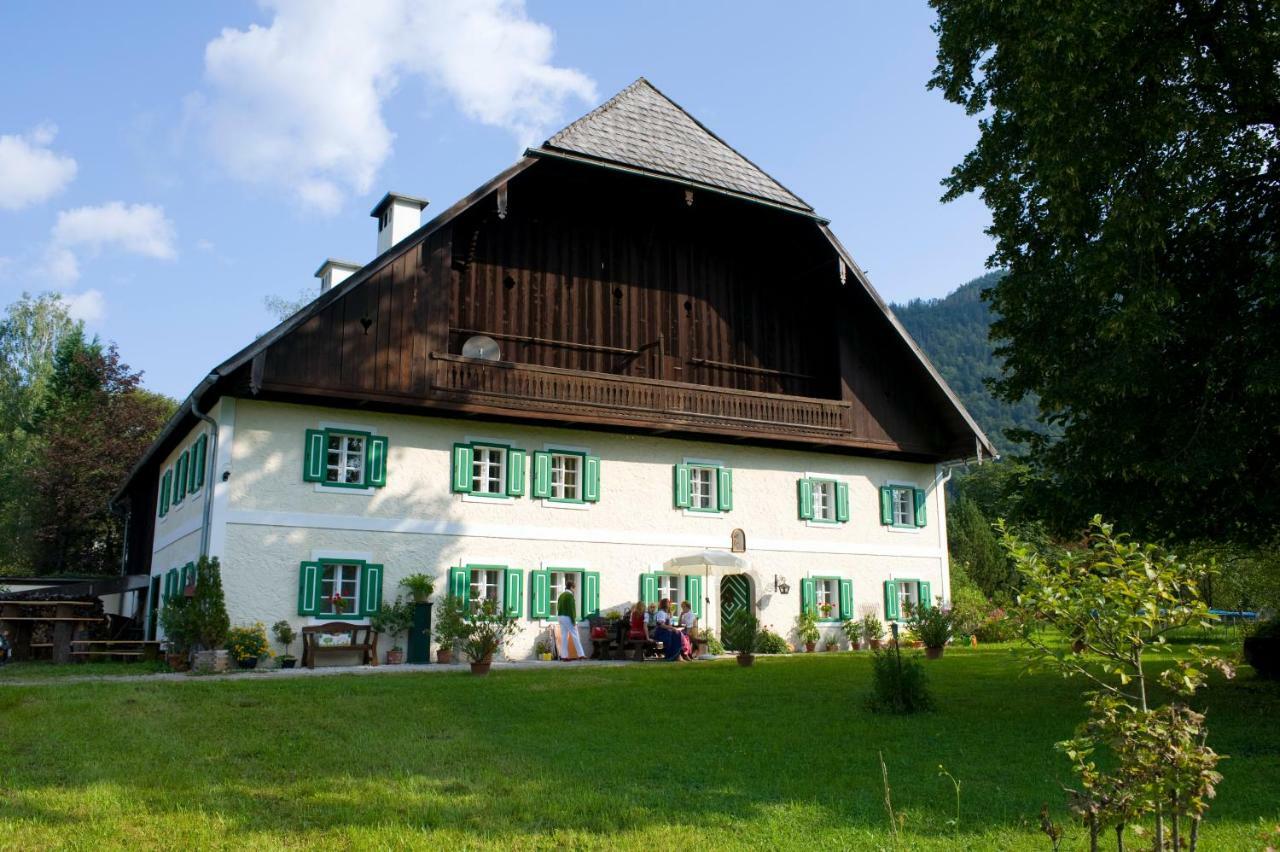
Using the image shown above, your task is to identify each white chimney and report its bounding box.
[314,258,361,294]
[370,192,429,255]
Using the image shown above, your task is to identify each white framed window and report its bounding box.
[657,573,681,606]
[548,570,582,617]
[898,580,920,616]
[549,453,582,501]
[326,432,366,486]
[688,465,718,511]
[892,486,915,527]
[812,480,837,522]
[320,563,361,616]
[816,578,839,620]
[469,567,503,608]
[471,445,507,495]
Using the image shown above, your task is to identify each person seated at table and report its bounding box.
[678,600,698,660]
[628,601,649,641]
[653,599,684,662]
[0,628,10,666]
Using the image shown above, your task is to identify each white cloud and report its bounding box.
[192,0,596,213]
[44,201,177,283]
[63,289,106,324]
[0,124,78,210]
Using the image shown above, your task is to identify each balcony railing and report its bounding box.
[431,353,850,437]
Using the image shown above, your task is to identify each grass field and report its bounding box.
[1,647,1276,850]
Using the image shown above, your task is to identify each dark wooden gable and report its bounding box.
[254,158,983,461]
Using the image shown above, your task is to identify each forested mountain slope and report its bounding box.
[893,271,1040,455]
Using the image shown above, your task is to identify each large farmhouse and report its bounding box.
[113,79,996,657]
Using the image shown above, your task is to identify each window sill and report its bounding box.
[805,519,843,529]
[461,493,515,505]
[682,508,725,519]
[541,499,590,511]
[314,482,374,496]
[885,525,922,535]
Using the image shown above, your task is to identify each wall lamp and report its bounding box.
[773,575,791,595]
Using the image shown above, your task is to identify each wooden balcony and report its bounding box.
[430,353,851,439]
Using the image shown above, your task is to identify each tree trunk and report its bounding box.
[1088,815,1099,852]
[1155,805,1164,851]
[1189,816,1200,852]
[1170,792,1180,852]
[1115,823,1125,852]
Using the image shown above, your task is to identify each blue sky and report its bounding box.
[0,1,992,401]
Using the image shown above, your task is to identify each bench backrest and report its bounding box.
[303,622,371,639]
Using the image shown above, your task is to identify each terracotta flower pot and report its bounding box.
[386,648,404,665]
[925,646,944,660]
[436,648,453,664]
[852,641,862,651]
[911,641,924,649]
[869,639,881,651]
[736,653,755,667]
[825,645,839,652]
[805,642,816,653]
[165,653,189,672]
[470,661,491,676]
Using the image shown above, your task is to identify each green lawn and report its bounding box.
[1,648,1276,850]
[0,660,171,680]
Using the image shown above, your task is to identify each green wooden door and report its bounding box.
[719,574,751,650]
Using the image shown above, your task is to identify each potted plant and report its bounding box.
[860,613,884,651]
[399,572,436,604]
[796,610,821,652]
[723,609,761,666]
[907,602,954,660]
[841,618,862,650]
[534,637,553,661]
[370,597,414,664]
[158,596,194,671]
[189,557,232,672]
[272,620,297,669]
[434,595,466,664]
[460,598,519,675]
[824,636,841,652]
[227,622,270,669]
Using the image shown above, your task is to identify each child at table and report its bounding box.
[678,600,697,660]
[0,628,10,666]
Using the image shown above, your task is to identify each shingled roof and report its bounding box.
[539,78,812,213]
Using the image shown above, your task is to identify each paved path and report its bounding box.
[0,656,721,687]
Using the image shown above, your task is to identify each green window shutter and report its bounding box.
[504,569,524,618]
[684,574,704,620]
[159,470,171,516]
[451,443,474,493]
[181,562,195,594]
[884,580,899,620]
[717,468,733,512]
[506,448,526,496]
[531,451,551,498]
[164,568,177,602]
[673,464,691,508]
[839,579,854,621]
[175,451,188,502]
[583,455,601,502]
[366,436,389,488]
[304,430,326,482]
[836,482,850,523]
[193,433,207,490]
[918,581,932,610]
[297,562,321,615]
[879,486,894,525]
[640,573,658,606]
[361,563,384,615]
[582,571,600,619]
[913,488,928,527]
[449,566,468,600]
[797,479,814,520]
[529,570,550,619]
[800,578,816,616]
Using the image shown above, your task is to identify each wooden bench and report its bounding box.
[69,640,163,661]
[301,623,378,669]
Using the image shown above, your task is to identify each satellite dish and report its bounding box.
[461,335,501,361]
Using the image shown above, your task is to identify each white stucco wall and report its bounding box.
[207,399,951,659]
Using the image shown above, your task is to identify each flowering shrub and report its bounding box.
[226,622,271,662]
[756,629,791,655]
[974,607,1019,643]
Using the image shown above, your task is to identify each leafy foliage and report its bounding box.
[755,629,790,655]
[271,620,297,657]
[369,596,415,650]
[931,0,1280,544]
[459,598,519,663]
[189,557,230,652]
[1002,517,1235,847]
[868,648,934,714]
[433,595,467,653]
[795,609,821,646]
[722,609,761,654]
[226,623,270,662]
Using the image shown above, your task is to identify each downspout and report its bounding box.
[190,374,220,559]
